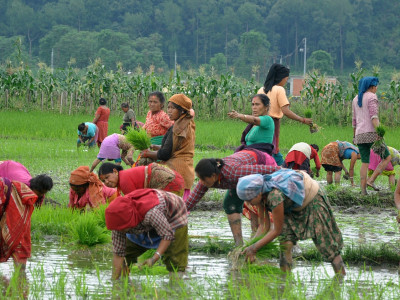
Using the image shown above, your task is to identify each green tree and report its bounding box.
[307,50,334,75]
[209,53,227,73]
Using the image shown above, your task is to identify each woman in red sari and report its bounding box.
[93,98,110,147]
[0,176,53,271]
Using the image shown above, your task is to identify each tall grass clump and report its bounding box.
[69,213,110,246]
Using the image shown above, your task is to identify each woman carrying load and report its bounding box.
[98,162,184,196]
[141,94,195,200]
[89,134,134,172]
[236,169,345,276]
[105,189,188,280]
[69,166,118,210]
[143,91,174,145]
[185,151,280,246]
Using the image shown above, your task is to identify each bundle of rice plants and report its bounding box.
[93,204,108,229]
[244,236,280,259]
[69,213,110,246]
[303,109,321,133]
[125,127,151,151]
[371,125,387,158]
[304,109,313,118]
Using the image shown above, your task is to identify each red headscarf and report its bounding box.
[69,166,104,208]
[105,189,160,230]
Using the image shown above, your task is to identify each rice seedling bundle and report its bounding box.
[69,213,110,246]
[125,127,151,151]
[372,125,387,158]
[304,109,320,133]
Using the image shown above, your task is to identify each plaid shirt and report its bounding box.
[112,190,187,257]
[185,151,280,211]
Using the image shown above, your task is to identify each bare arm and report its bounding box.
[281,105,313,125]
[372,118,380,129]
[93,114,100,124]
[228,110,261,126]
[140,239,171,267]
[90,158,101,172]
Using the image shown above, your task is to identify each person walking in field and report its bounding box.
[143,91,174,145]
[236,170,346,276]
[98,162,184,196]
[352,76,391,194]
[69,166,118,210]
[93,97,110,147]
[140,94,195,200]
[257,63,312,165]
[282,142,321,178]
[320,141,360,186]
[185,151,280,246]
[105,189,188,280]
[77,122,98,148]
[89,134,134,172]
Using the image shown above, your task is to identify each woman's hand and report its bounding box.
[303,118,313,125]
[139,258,155,269]
[227,110,240,119]
[140,149,151,158]
[241,244,257,263]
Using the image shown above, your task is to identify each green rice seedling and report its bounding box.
[129,265,169,276]
[125,127,151,150]
[244,235,280,258]
[190,237,234,254]
[69,213,110,246]
[304,109,313,119]
[372,125,388,158]
[93,204,108,229]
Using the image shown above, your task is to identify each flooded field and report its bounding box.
[0,209,399,299]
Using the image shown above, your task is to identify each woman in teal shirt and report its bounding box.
[77,122,98,148]
[226,94,276,238]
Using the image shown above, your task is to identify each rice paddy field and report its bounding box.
[1,110,400,299]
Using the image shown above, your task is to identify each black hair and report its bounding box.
[252,94,270,107]
[310,144,319,152]
[171,102,188,115]
[195,158,225,179]
[99,98,107,105]
[78,123,86,131]
[70,182,89,188]
[98,162,124,176]
[121,103,129,108]
[30,175,53,194]
[149,91,166,104]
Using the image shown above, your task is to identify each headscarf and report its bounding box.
[105,189,160,230]
[357,76,379,107]
[69,166,104,207]
[263,63,290,94]
[168,94,195,137]
[169,94,192,112]
[236,169,305,208]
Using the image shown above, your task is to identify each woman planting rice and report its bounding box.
[69,166,117,210]
[321,141,360,186]
[0,160,53,206]
[77,122,98,148]
[368,146,400,188]
[186,151,280,246]
[92,98,110,147]
[0,176,53,272]
[282,142,321,177]
[143,91,174,145]
[236,169,346,275]
[352,76,391,194]
[89,134,134,172]
[141,94,195,200]
[257,63,312,165]
[105,189,188,280]
[98,162,184,196]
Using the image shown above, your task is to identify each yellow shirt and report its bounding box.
[257,86,290,119]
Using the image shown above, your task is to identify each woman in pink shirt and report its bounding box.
[352,76,391,194]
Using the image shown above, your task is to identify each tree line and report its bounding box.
[0,0,399,77]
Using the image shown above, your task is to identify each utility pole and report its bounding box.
[303,37,307,77]
[51,48,54,73]
[174,51,177,77]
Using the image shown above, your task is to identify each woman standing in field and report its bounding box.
[236,170,345,275]
[120,103,138,134]
[105,189,188,280]
[89,134,134,172]
[143,91,174,145]
[352,76,391,194]
[0,175,53,272]
[0,160,53,206]
[141,94,195,200]
[321,141,360,186]
[368,146,400,188]
[77,122,98,148]
[93,98,110,147]
[69,166,117,210]
[283,142,321,177]
[98,162,184,196]
[257,63,312,165]
[185,151,280,246]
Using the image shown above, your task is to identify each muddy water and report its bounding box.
[0,210,399,298]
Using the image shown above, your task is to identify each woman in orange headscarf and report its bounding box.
[69,166,117,210]
[141,94,195,200]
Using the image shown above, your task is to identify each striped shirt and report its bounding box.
[185,151,280,211]
[112,190,187,257]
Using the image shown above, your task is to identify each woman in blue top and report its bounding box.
[321,141,360,186]
[77,122,98,148]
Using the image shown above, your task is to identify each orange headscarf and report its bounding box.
[69,166,104,208]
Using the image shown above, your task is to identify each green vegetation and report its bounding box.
[69,213,110,246]
[125,127,151,150]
